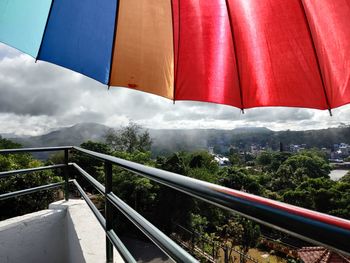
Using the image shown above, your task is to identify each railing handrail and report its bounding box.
[1,146,350,258]
[0,164,67,179]
[71,162,197,262]
[0,148,198,262]
[0,146,72,154]
[72,146,350,256]
[0,181,66,201]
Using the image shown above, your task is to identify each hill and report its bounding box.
[3,123,350,158]
[13,122,110,147]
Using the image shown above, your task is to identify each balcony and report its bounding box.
[0,146,349,262]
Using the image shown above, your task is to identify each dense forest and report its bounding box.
[1,124,350,262]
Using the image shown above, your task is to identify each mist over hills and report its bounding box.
[2,122,350,157]
[13,123,109,148]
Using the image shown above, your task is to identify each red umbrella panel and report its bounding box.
[0,0,350,111]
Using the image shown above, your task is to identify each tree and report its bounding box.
[219,167,262,195]
[256,152,291,172]
[217,216,260,263]
[156,152,187,175]
[188,151,218,172]
[279,152,331,180]
[229,152,243,166]
[281,177,348,216]
[239,218,261,261]
[0,138,61,219]
[0,136,21,150]
[70,141,111,185]
[105,122,152,153]
[108,150,159,219]
[340,171,350,183]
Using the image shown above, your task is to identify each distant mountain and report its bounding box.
[6,122,350,158]
[0,132,23,139]
[149,127,273,155]
[13,123,110,148]
[231,127,272,134]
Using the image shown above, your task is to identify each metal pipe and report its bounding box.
[105,162,114,263]
[107,192,198,263]
[71,163,196,262]
[74,146,350,256]
[0,164,66,179]
[0,182,65,201]
[72,179,106,228]
[71,168,136,263]
[64,149,69,201]
[0,146,72,154]
[106,230,137,263]
[70,163,105,195]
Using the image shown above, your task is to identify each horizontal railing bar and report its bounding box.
[107,192,198,263]
[0,181,65,201]
[107,230,137,263]
[0,146,72,154]
[0,164,67,179]
[71,163,105,195]
[72,178,136,263]
[74,146,350,256]
[71,162,194,262]
[72,179,106,228]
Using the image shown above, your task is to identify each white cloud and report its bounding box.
[0,43,349,136]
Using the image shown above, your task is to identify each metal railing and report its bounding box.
[0,146,350,262]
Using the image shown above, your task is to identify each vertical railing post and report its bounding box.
[105,161,113,263]
[64,149,69,201]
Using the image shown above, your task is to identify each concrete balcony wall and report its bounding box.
[0,199,123,263]
[0,208,68,263]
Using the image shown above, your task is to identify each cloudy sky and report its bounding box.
[0,43,350,136]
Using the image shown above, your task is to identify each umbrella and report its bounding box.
[0,0,350,114]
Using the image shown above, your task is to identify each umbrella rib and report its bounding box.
[299,1,333,116]
[107,0,121,88]
[35,0,56,62]
[225,0,244,113]
[171,0,181,104]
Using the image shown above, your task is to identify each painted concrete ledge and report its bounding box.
[0,199,124,263]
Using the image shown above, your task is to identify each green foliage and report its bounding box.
[156,151,219,183]
[229,153,243,166]
[186,151,219,183]
[344,156,350,162]
[0,138,61,219]
[216,216,261,259]
[0,137,21,150]
[280,153,330,179]
[340,171,350,183]
[239,218,261,253]
[188,151,218,173]
[190,213,208,236]
[4,123,350,262]
[105,122,152,153]
[256,151,291,172]
[110,150,157,212]
[70,141,111,186]
[281,177,350,218]
[264,150,332,193]
[256,152,273,166]
[156,152,187,175]
[219,167,262,195]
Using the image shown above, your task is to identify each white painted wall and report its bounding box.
[0,208,68,263]
[50,200,123,263]
[0,199,124,263]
